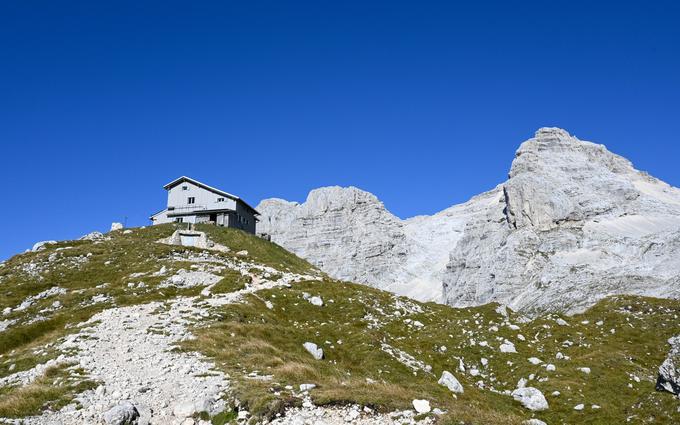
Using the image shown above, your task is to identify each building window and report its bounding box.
[182,186,188,190]
[175,218,184,223]
[217,197,224,202]
[188,197,195,204]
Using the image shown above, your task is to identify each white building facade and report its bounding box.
[150,176,259,234]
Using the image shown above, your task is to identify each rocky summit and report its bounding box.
[257,128,680,314]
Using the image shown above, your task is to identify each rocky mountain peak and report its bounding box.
[533,126,574,140]
[303,186,384,213]
[257,185,409,293]
[258,128,680,315]
[504,128,640,231]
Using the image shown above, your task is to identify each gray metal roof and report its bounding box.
[163,176,260,215]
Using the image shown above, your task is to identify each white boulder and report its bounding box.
[412,399,431,414]
[500,341,517,353]
[102,401,140,425]
[438,371,464,393]
[308,296,324,307]
[511,387,549,411]
[303,342,324,360]
[110,222,124,231]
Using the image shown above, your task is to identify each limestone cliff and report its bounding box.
[445,128,680,314]
[257,128,680,313]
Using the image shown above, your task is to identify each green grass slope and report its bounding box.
[0,224,678,424]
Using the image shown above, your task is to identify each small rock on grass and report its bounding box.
[500,341,517,353]
[412,399,431,414]
[511,387,549,411]
[438,371,464,393]
[303,342,324,360]
[308,296,323,306]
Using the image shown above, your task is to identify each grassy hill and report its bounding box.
[0,224,678,424]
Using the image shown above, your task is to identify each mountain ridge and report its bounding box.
[256,128,680,314]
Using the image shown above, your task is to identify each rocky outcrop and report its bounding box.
[258,128,680,313]
[258,187,417,298]
[257,186,493,302]
[444,128,680,314]
[657,335,680,395]
[31,241,57,252]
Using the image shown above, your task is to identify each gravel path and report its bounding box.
[2,261,430,425]
[24,298,228,425]
[268,399,435,425]
[13,268,313,425]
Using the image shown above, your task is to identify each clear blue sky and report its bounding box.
[2,1,679,260]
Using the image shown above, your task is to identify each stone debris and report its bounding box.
[161,269,222,289]
[0,319,16,332]
[0,264,314,425]
[268,400,434,425]
[0,357,65,388]
[110,222,124,231]
[12,286,67,312]
[380,343,432,374]
[11,295,236,424]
